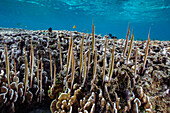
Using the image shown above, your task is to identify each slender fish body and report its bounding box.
[71,51,75,90]
[123,24,130,58]
[87,43,91,73]
[53,60,56,86]
[58,33,63,70]
[13,53,18,92]
[66,34,73,80]
[134,45,138,76]
[30,39,34,88]
[92,48,97,83]
[127,29,134,64]
[92,23,95,54]
[80,33,84,79]
[108,44,115,83]
[142,30,150,74]
[37,54,40,87]
[40,58,43,103]
[49,49,53,85]
[103,35,108,84]
[82,54,87,87]
[4,38,11,89]
[24,48,28,96]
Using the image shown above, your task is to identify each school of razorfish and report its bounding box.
[0,24,169,113]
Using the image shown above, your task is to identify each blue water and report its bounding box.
[0,0,170,40]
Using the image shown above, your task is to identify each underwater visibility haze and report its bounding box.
[0,0,170,40]
[0,0,170,113]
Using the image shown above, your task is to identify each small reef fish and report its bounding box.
[73,25,76,29]
[109,34,117,39]
[17,23,23,27]
[17,23,27,28]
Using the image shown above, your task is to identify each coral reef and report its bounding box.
[0,27,169,113]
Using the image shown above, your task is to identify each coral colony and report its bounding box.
[0,23,169,113]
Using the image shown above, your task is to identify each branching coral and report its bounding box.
[0,25,169,113]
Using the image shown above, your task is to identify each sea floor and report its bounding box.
[0,28,169,113]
